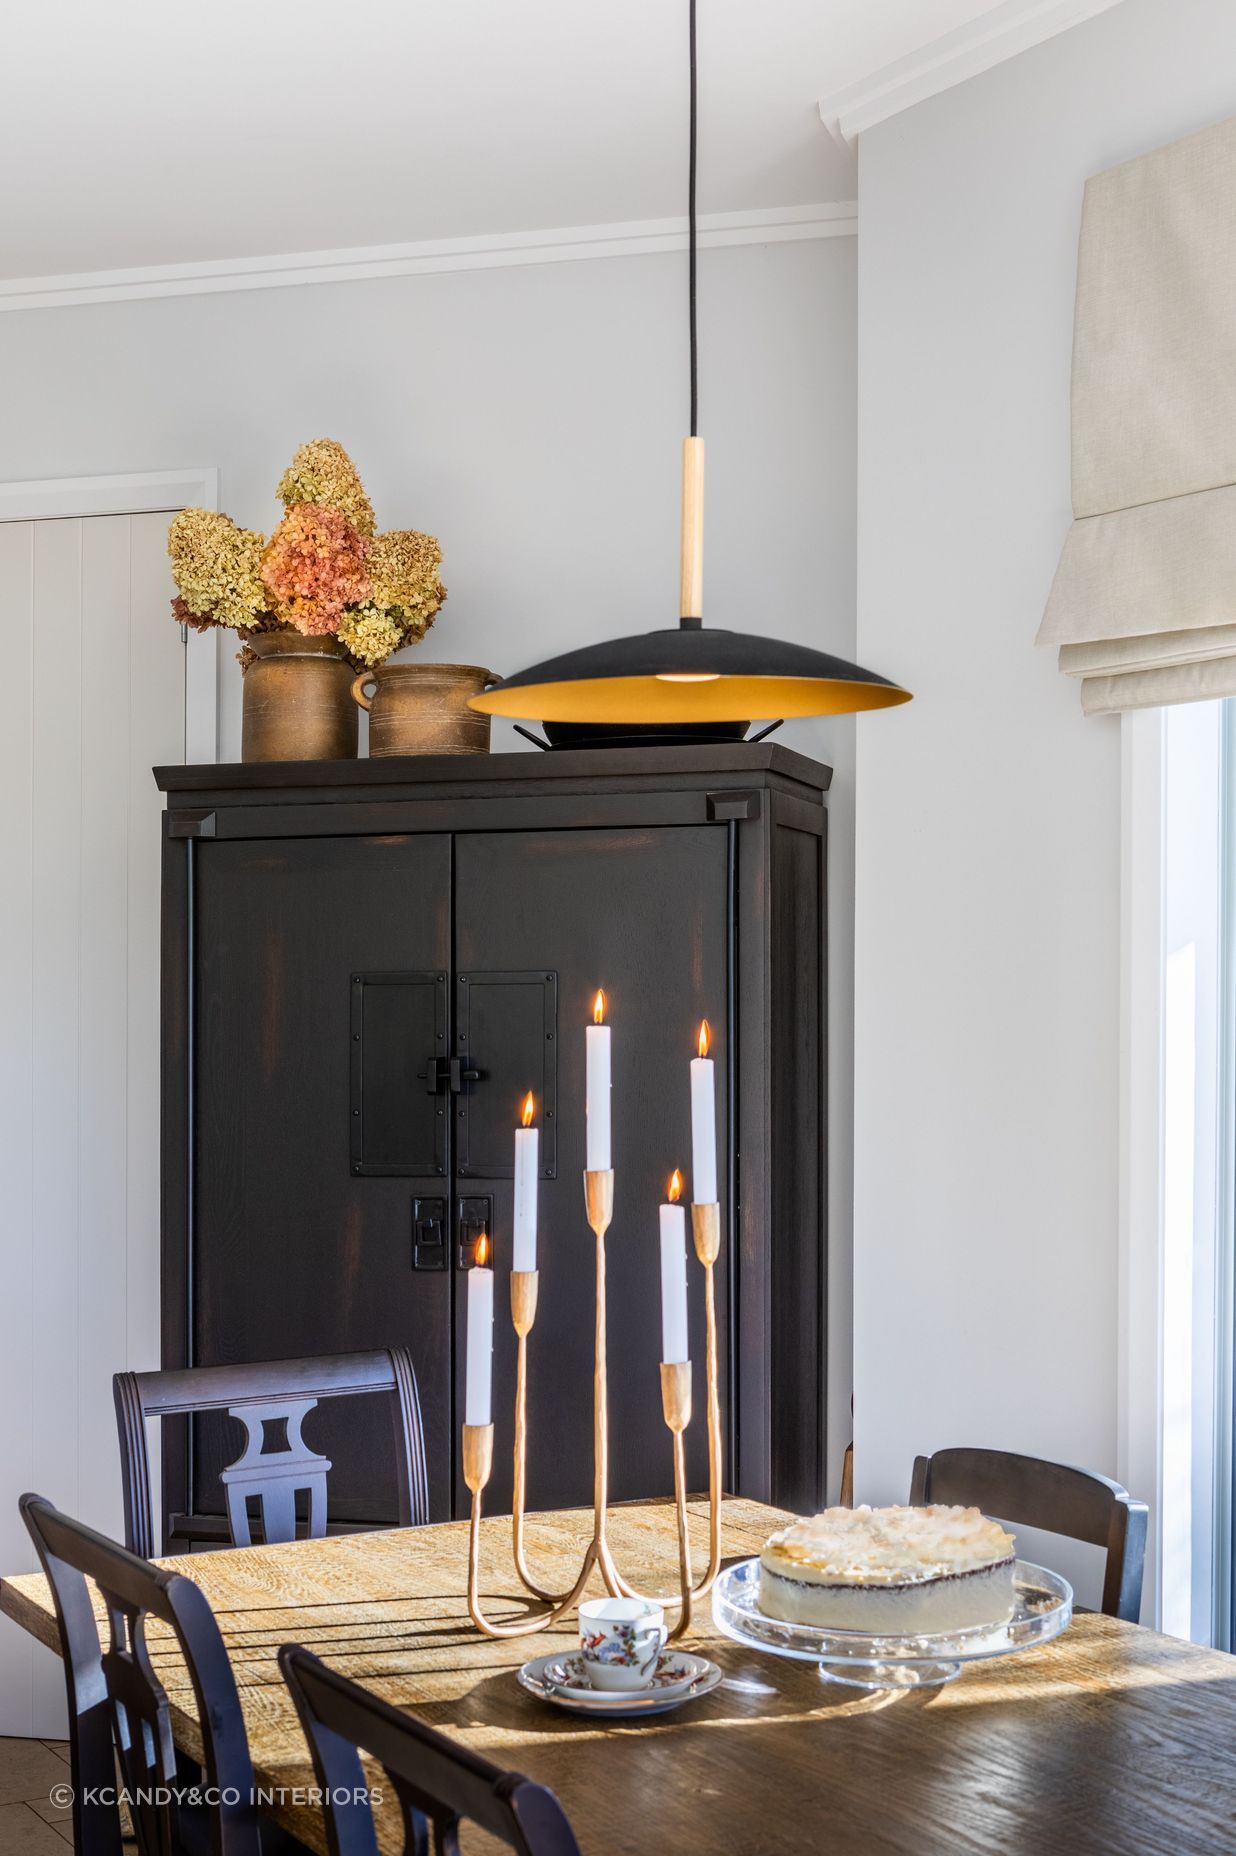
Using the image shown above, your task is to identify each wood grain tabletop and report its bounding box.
[4,1498,1236,1856]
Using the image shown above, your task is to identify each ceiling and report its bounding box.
[2,0,1002,281]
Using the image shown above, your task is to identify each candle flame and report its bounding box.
[668,1169,683,1203]
[521,1091,535,1128]
[476,1233,490,1267]
[697,1019,711,1059]
[593,989,607,1025]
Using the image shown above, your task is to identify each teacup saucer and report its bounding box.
[517,1650,721,1717]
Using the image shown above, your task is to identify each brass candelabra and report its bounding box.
[462,1171,724,1642]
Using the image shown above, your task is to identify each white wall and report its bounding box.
[853,0,1236,1592]
[1,236,859,1498]
[0,513,185,1733]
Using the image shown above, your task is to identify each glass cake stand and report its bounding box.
[711,1558,1073,1691]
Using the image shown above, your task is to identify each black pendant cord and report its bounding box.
[468,0,910,723]
[688,0,698,438]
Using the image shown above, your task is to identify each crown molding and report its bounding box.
[818,0,1127,151]
[0,202,856,315]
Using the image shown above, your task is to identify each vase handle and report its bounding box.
[351,673,377,712]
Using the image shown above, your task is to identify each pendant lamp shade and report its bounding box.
[470,626,911,723]
[470,1,910,736]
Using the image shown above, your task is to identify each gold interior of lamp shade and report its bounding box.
[471,673,912,724]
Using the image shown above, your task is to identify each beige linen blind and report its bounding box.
[1039,113,1236,714]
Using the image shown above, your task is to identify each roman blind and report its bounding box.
[1039,113,1236,714]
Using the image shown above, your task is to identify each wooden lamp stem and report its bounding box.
[680,436,705,620]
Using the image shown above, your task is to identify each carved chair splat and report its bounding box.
[114,1348,428,1558]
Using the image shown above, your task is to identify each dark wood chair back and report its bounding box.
[278,1645,582,1856]
[909,1447,1148,1621]
[114,1348,428,1558]
[20,1492,262,1856]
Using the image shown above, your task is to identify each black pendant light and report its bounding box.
[471,0,911,748]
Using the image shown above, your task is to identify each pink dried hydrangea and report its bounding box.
[260,502,371,634]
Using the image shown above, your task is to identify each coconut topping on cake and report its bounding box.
[762,1505,1014,1587]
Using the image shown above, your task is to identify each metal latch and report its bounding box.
[419,1056,481,1095]
[411,1198,448,1271]
[457,1198,493,1268]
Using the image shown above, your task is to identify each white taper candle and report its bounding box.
[465,1256,494,1426]
[513,1114,539,1273]
[585,990,612,1171]
[690,1020,718,1204]
[659,1192,689,1366]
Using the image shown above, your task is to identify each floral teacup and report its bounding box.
[578,1597,667,1691]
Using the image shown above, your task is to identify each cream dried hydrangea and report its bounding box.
[169,447,447,672]
[366,529,446,639]
[168,508,269,630]
[336,601,405,668]
[277,439,375,538]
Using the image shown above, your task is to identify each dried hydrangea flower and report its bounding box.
[366,528,446,639]
[168,508,269,630]
[173,594,212,634]
[277,439,375,538]
[261,502,371,634]
[337,601,405,667]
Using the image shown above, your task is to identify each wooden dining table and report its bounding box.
[4,1496,1236,1855]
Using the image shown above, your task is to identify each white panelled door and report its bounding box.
[0,512,187,1734]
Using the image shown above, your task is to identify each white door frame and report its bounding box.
[1118,707,1166,1627]
[1120,703,1236,1643]
[0,467,220,763]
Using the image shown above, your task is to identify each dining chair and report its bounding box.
[19,1492,296,1856]
[113,1347,429,1558]
[278,1644,582,1856]
[909,1446,1149,1621]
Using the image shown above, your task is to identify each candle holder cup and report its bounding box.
[463,1174,726,1643]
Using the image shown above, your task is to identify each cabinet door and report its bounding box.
[190,834,453,1527]
[454,827,730,1515]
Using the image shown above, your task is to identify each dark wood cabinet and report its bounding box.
[156,744,830,1544]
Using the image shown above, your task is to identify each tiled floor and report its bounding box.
[0,1737,74,1852]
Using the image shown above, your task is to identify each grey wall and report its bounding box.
[1,236,858,1495]
[853,0,1236,1579]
